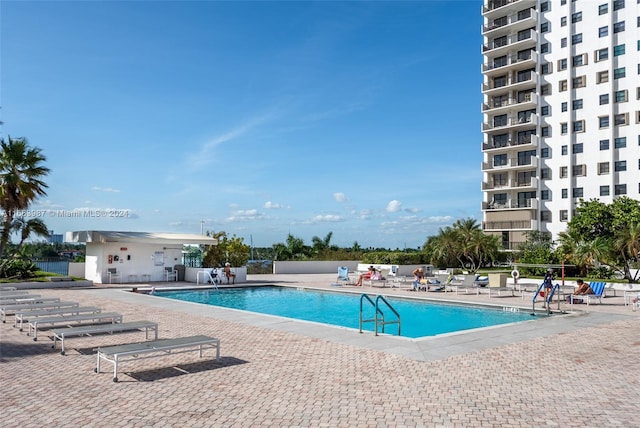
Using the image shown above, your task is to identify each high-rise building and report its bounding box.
[481,0,639,251]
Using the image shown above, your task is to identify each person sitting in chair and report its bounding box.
[355,266,375,286]
[566,279,593,303]
[223,262,236,284]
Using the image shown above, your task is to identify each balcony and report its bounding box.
[481,156,538,172]
[482,113,538,132]
[482,220,535,231]
[482,177,538,191]
[482,52,538,76]
[482,134,538,151]
[481,198,539,210]
[482,92,537,113]
[482,0,535,18]
[482,30,537,56]
[482,72,537,94]
[482,8,538,35]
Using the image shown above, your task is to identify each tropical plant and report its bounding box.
[202,230,250,267]
[0,136,50,259]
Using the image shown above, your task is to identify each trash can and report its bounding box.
[173,264,186,281]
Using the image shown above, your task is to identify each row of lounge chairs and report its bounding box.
[0,288,221,382]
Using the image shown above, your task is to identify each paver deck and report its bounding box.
[1,274,638,427]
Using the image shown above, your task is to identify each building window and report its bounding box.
[541,147,550,157]
[599,116,610,128]
[615,161,627,171]
[572,34,582,45]
[541,105,550,116]
[541,127,550,137]
[560,166,568,178]
[600,94,609,105]
[559,80,568,92]
[573,188,584,198]
[558,58,567,70]
[561,16,567,27]
[561,145,568,155]
[561,122,568,134]
[562,188,568,198]
[541,2,550,12]
[541,84,551,95]
[493,154,507,167]
[599,162,610,174]
[561,102,567,112]
[573,143,583,154]
[614,67,626,79]
[572,54,586,67]
[599,4,608,15]
[599,26,609,37]
[541,211,551,222]
[573,165,585,176]
[541,22,549,33]
[541,63,551,74]
[597,71,609,83]
[596,48,608,61]
[613,21,625,33]
[541,43,550,54]
[615,90,628,102]
[541,168,551,179]
[613,0,625,11]
[572,99,583,110]
[572,76,586,88]
[571,12,582,23]
[615,184,627,195]
[600,185,610,196]
[572,120,584,132]
[614,137,627,148]
[560,210,568,221]
[614,44,626,56]
[614,113,628,125]
[561,38,567,48]
[600,139,610,150]
[517,28,532,41]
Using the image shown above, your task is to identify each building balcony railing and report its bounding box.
[482,52,537,75]
[481,8,537,35]
[481,156,538,172]
[482,0,535,16]
[482,92,537,112]
[482,31,537,55]
[482,73,537,94]
[482,134,538,151]
[481,177,538,191]
[481,198,538,211]
[482,220,535,231]
[482,113,538,132]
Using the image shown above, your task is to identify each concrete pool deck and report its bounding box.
[1,273,639,427]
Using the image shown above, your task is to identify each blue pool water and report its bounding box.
[156,286,534,338]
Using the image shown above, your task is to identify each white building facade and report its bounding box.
[481,0,640,250]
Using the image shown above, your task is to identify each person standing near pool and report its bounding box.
[542,268,555,307]
[411,268,424,291]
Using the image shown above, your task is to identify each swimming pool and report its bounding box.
[155,286,535,338]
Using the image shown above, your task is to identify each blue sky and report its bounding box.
[1,0,483,249]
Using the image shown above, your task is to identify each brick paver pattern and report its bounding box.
[1,284,638,427]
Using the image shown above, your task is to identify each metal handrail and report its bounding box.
[359,294,401,336]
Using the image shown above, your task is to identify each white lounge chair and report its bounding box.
[451,275,481,295]
[333,266,354,286]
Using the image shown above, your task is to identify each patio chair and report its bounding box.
[164,267,178,282]
[332,266,354,286]
[570,281,606,306]
[107,268,122,284]
[451,275,480,295]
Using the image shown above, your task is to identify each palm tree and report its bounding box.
[613,222,640,282]
[0,137,50,259]
[11,217,50,256]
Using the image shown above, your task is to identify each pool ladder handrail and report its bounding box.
[359,294,401,336]
[531,282,560,315]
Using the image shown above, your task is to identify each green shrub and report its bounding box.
[0,258,38,279]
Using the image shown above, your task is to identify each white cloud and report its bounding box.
[405,207,420,213]
[92,186,120,193]
[310,214,343,223]
[386,200,402,212]
[264,201,281,209]
[333,192,347,203]
[225,209,266,222]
